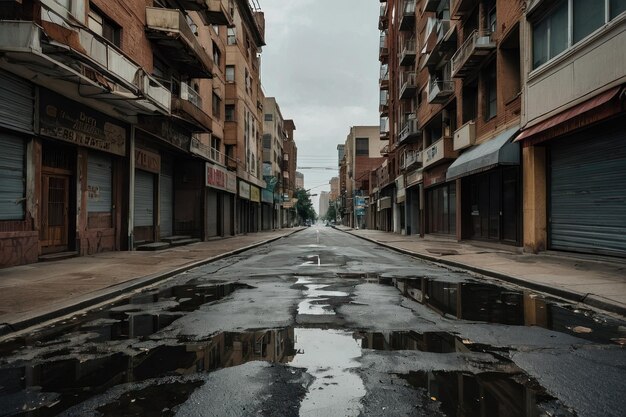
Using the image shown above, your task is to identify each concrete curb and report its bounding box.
[336,228,626,317]
[0,228,305,337]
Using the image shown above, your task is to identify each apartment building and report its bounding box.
[376,0,625,257]
[281,119,298,227]
[262,97,286,230]
[329,177,340,201]
[224,0,266,234]
[0,0,269,267]
[516,0,626,257]
[340,126,386,229]
[319,191,330,219]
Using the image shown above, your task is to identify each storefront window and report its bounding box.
[428,183,456,235]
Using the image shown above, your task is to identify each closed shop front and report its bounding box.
[160,158,174,238]
[86,152,113,229]
[0,70,34,134]
[549,118,626,257]
[206,188,220,238]
[134,169,155,241]
[205,162,237,238]
[0,134,26,221]
[426,182,456,235]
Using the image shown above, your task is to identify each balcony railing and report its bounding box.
[379,3,388,30]
[451,29,495,78]
[400,0,416,31]
[180,82,202,108]
[399,118,421,144]
[423,136,455,168]
[428,78,455,103]
[399,37,416,66]
[399,72,417,99]
[379,32,389,61]
[401,149,423,170]
[146,7,214,78]
[380,144,391,156]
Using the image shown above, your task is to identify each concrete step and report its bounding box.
[136,242,171,251]
[39,251,79,262]
[169,238,201,247]
[161,235,192,244]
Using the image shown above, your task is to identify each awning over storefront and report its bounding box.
[446,125,520,181]
[514,86,623,146]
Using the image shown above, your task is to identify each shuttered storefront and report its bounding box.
[0,70,34,133]
[134,170,154,227]
[87,152,112,228]
[223,194,233,236]
[159,159,174,237]
[0,133,25,220]
[206,188,219,238]
[550,119,626,257]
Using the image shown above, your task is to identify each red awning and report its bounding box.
[515,86,623,143]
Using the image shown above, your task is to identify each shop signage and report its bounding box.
[378,196,392,211]
[39,90,127,156]
[135,148,160,173]
[239,180,251,200]
[250,185,261,203]
[138,117,191,152]
[406,169,423,187]
[206,163,237,193]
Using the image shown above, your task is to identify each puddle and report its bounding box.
[290,328,365,417]
[397,370,573,417]
[392,278,626,345]
[297,283,349,316]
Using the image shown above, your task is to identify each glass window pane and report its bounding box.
[549,1,568,58]
[574,0,605,43]
[532,18,548,68]
[611,0,626,18]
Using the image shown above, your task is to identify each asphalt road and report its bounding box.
[0,225,625,417]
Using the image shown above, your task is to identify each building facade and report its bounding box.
[372,0,625,257]
[0,0,298,268]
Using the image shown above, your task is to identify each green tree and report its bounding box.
[294,188,316,224]
[324,203,337,222]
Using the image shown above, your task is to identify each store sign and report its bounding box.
[138,117,191,152]
[406,169,423,187]
[39,90,127,156]
[206,163,236,193]
[135,148,160,173]
[250,185,261,203]
[239,181,251,200]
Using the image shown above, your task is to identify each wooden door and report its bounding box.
[41,174,69,252]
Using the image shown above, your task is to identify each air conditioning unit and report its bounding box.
[453,121,476,151]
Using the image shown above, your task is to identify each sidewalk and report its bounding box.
[0,228,304,334]
[335,226,626,317]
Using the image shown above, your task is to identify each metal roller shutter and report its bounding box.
[223,194,233,236]
[0,70,34,133]
[550,121,626,257]
[134,170,154,227]
[206,189,219,237]
[87,153,112,213]
[160,159,173,237]
[0,133,25,220]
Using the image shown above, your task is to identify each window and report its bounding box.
[485,62,497,120]
[355,138,369,156]
[225,104,235,121]
[263,134,271,148]
[225,65,235,82]
[227,27,236,45]
[211,136,220,151]
[533,0,623,69]
[213,42,221,66]
[264,113,273,121]
[88,5,121,47]
[212,93,221,118]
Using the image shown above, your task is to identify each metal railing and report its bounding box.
[180,82,203,108]
[428,78,454,101]
[399,72,416,90]
[403,0,416,15]
[451,29,494,76]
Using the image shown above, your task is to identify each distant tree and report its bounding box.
[324,203,337,221]
[294,188,316,224]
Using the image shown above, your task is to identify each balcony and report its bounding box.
[380,117,390,140]
[401,149,423,170]
[379,3,388,30]
[428,77,454,104]
[380,65,389,89]
[425,20,455,69]
[423,136,455,168]
[451,30,495,78]
[172,82,212,132]
[379,33,389,62]
[399,37,417,66]
[451,0,479,18]
[145,7,214,78]
[205,0,235,27]
[380,144,391,156]
[399,72,417,99]
[379,93,389,115]
[399,0,416,31]
[0,20,170,117]
[453,121,476,151]
[398,118,421,145]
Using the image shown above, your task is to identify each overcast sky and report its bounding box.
[259,0,380,214]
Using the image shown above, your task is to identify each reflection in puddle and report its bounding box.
[296,279,349,316]
[291,328,365,417]
[392,278,626,344]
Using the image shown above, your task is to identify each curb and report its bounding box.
[0,228,305,337]
[337,228,626,317]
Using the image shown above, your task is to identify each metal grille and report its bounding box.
[42,144,73,170]
[48,177,66,227]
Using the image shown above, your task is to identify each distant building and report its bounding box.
[329,177,340,201]
[295,171,304,190]
[337,144,345,166]
[319,191,330,219]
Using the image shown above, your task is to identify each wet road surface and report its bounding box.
[1,226,625,416]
